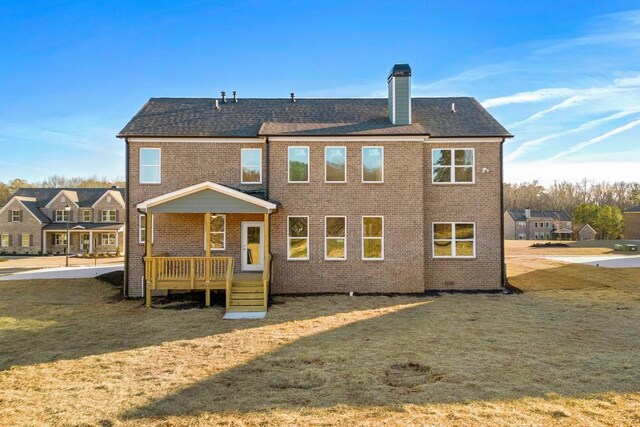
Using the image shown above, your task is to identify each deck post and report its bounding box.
[145,212,153,308]
[263,212,270,308]
[205,289,211,307]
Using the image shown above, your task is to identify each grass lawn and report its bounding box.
[1,259,639,425]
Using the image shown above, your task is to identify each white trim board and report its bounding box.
[127,137,266,144]
[269,135,429,142]
[44,190,79,208]
[92,190,125,208]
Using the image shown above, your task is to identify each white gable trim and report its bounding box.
[0,197,43,224]
[92,189,125,208]
[44,190,79,208]
[137,181,277,212]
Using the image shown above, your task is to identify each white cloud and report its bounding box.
[481,87,577,108]
[505,160,640,185]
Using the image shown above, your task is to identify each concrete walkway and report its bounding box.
[543,255,640,268]
[0,264,123,281]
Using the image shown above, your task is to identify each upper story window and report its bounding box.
[82,210,91,222]
[241,148,262,184]
[433,222,475,258]
[287,216,309,260]
[362,147,384,183]
[288,146,309,183]
[432,149,474,184]
[140,148,161,184]
[545,222,550,228]
[325,216,347,260]
[54,210,70,222]
[517,221,526,228]
[102,210,116,222]
[209,214,226,250]
[10,210,20,222]
[325,146,346,183]
[534,222,538,228]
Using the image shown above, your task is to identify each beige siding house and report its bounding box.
[504,208,573,240]
[118,64,512,314]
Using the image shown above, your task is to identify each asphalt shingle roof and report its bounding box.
[118,97,511,138]
[625,206,640,213]
[507,209,572,222]
[13,188,125,208]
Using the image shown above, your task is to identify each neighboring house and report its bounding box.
[623,206,640,239]
[0,188,125,255]
[504,208,573,240]
[118,64,512,312]
[575,224,597,241]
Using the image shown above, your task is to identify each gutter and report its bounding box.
[265,136,273,303]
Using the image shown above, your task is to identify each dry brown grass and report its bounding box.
[505,239,639,256]
[1,260,639,426]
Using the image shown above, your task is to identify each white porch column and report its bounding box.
[115,230,119,250]
[89,231,93,254]
[42,231,47,254]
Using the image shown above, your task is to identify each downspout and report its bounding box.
[500,138,508,293]
[124,137,130,298]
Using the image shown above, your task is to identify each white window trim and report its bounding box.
[21,234,30,247]
[324,215,347,261]
[1,234,9,247]
[102,210,116,222]
[101,233,116,246]
[432,222,476,259]
[138,214,154,244]
[324,146,347,183]
[81,209,91,222]
[361,146,384,183]
[431,148,475,185]
[287,215,310,261]
[288,146,310,183]
[11,210,20,222]
[240,148,263,184]
[362,216,384,261]
[54,210,69,222]
[140,147,162,184]
[204,214,226,251]
[54,233,67,245]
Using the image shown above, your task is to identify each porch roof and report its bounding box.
[137,181,278,214]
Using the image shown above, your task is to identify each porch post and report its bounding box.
[89,231,93,254]
[264,212,270,257]
[204,213,211,307]
[145,212,153,308]
[205,213,211,254]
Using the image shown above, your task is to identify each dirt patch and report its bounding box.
[384,362,443,388]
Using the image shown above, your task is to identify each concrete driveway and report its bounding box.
[543,254,640,268]
[0,264,123,281]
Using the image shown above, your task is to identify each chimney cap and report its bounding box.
[388,63,412,81]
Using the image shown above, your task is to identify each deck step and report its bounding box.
[229,298,264,306]
[232,281,263,287]
[231,292,264,300]
[232,286,264,293]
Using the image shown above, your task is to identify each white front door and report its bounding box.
[241,222,264,271]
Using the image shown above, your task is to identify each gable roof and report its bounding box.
[578,224,597,234]
[506,209,572,222]
[0,196,47,224]
[13,188,125,208]
[118,97,511,138]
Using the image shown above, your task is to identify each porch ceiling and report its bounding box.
[137,181,277,214]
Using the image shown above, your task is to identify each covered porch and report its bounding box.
[138,182,277,313]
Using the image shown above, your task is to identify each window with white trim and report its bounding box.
[287,216,309,260]
[362,216,383,260]
[21,234,30,247]
[54,233,67,245]
[140,148,161,184]
[54,210,69,222]
[139,214,154,244]
[241,148,262,184]
[433,222,475,258]
[325,146,346,183]
[362,147,384,183]
[101,233,116,246]
[325,216,346,260]
[82,209,91,222]
[517,221,526,228]
[432,149,474,183]
[208,214,226,250]
[1,234,8,247]
[11,210,20,222]
[288,146,309,182]
[102,210,116,222]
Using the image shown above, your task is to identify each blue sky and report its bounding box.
[0,1,638,184]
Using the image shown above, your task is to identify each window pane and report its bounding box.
[141,166,160,183]
[432,167,451,183]
[454,149,473,166]
[363,147,383,182]
[326,238,345,259]
[432,149,451,166]
[211,215,225,232]
[241,149,261,166]
[455,167,473,182]
[456,241,474,257]
[211,233,224,249]
[326,217,345,237]
[288,217,308,237]
[363,239,382,259]
[363,217,382,237]
[289,238,308,259]
[289,147,309,181]
[434,240,452,257]
[455,223,474,239]
[140,148,159,165]
[242,166,261,183]
[433,223,452,239]
[326,147,346,182]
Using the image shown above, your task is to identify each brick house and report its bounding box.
[0,188,125,255]
[623,206,640,239]
[504,208,573,240]
[118,64,512,314]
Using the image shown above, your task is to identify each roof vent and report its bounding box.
[451,102,456,113]
[221,91,227,104]
[214,99,219,110]
[232,91,238,102]
[290,92,296,103]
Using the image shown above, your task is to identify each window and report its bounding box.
[362,147,384,183]
[517,221,526,228]
[54,210,70,222]
[241,148,262,184]
[1,234,8,247]
[432,149,474,183]
[287,216,309,260]
[101,233,116,246]
[362,216,384,260]
[139,214,154,244]
[208,214,226,250]
[11,210,20,222]
[82,210,91,222]
[21,234,30,247]
[432,223,475,258]
[325,146,346,183]
[325,216,346,260]
[54,233,67,245]
[545,222,550,228]
[288,146,309,182]
[140,148,161,184]
[102,210,116,222]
